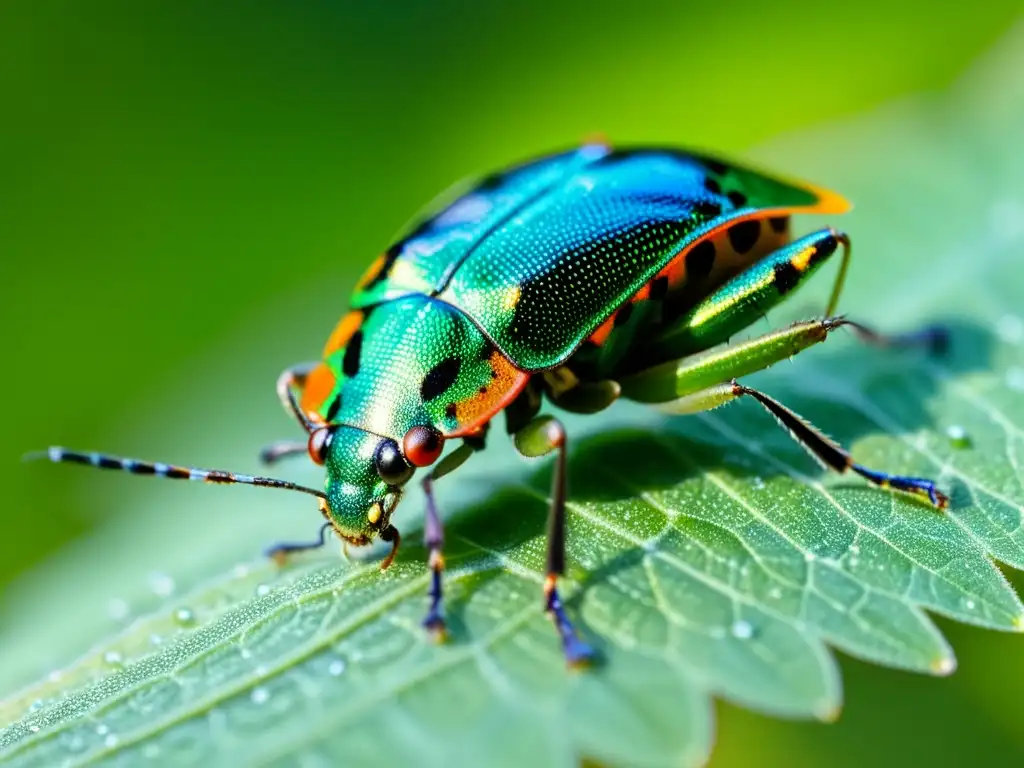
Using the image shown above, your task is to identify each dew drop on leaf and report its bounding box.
[255,584,271,597]
[250,686,270,705]
[328,659,346,676]
[148,572,175,598]
[173,607,196,627]
[107,597,130,621]
[103,651,124,668]
[95,723,110,736]
[946,425,972,449]
[731,620,755,640]
[104,734,119,748]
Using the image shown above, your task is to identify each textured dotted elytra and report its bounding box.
[421,357,462,401]
[342,331,363,378]
[727,220,761,255]
[685,239,716,280]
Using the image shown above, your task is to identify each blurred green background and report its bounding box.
[3,1,1022,765]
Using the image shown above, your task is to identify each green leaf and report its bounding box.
[3,24,1024,768]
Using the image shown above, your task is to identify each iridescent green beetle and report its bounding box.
[41,142,949,666]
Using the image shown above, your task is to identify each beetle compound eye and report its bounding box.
[403,425,445,467]
[374,438,413,486]
[307,427,333,466]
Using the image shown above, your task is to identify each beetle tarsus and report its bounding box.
[545,575,596,668]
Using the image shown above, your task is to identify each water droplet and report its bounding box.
[240,647,253,660]
[96,723,110,736]
[768,587,782,599]
[104,734,119,748]
[148,572,175,598]
[29,699,45,713]
[47,670,62,683]
[1006,367,1024,393]
[149,634,164,646]
[965,599,976,610]
[250,686,270,705]
[173,607,196,627]
[232,564,250,579]
[731,620,755,640]
[328,659,346,676]
[945,424,972,449]
[103,651,124,668]
[28,725,40,733]
[107,598,130,621]
[996,314,1024,345]
[255,584,271,597]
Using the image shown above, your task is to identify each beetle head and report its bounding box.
[310,423,445,566]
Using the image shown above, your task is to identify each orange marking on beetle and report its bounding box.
[587,315,616,346]
[445,352,531,438]
[299,363,337,418]
[323,311,364,357]
[354,254,387,291]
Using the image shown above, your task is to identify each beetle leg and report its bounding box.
[275,363,321,433]
[420,441,477,641]
[265,521,335,565]
[258,441,308,465]
[513,415,596,667]
[622,347,948,509]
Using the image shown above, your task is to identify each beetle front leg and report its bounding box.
[419,442,476,641]
[513,415,596,667]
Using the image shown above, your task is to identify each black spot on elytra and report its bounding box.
[649,276,669,301]
[727,190,748,208]
[769,216,789,234]
[476,172,504,191]
[728,220,761,255]
[444,403,458,420]
[421,357,462,401]
[364,248,400,289]
[478,386,488,395]
[703,158,729,175]
[614,302,634,327]
[692,201,721,220]
[342,332,363,378]
[685,240,716,280]
[325,394,342,423]
[816,234,839,260]
[703,177,722,195]
[774,261,801,295]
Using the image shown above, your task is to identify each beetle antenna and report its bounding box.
[25,447,328,501]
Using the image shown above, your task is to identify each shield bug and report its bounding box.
[37,142,949,666]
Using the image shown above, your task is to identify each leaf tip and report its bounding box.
[930,654,957,676]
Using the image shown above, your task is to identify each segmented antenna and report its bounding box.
[27,447,328,502]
